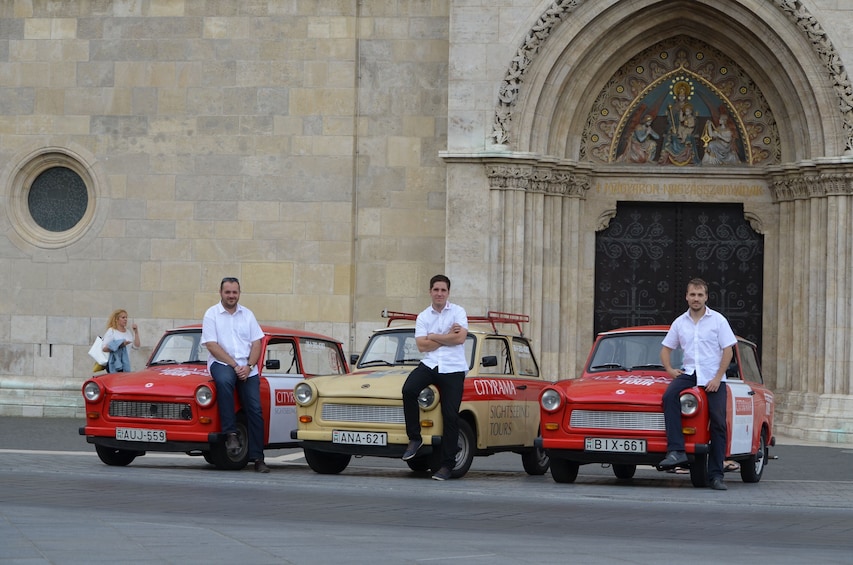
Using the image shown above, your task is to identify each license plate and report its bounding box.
[584,437,646,453]
[332,430,387,446]
[115,427,166,443]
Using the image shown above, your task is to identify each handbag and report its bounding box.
[88,336,109,366]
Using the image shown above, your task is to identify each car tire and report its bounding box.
[405,455,431,473]
[95,444,139,466]
[612,463,636,479]
[430,419,476,478]
[689,452,709,488]
[740,430,767,483]
[209,418,250,470]
[521,441,550,476]
[303,448,351,474]
[549,458,580,483]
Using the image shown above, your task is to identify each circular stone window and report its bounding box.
[7,150,98,249]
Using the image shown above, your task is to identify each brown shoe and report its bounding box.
[254,459,270,473]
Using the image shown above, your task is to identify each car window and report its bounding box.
[358,330,423,367]
[301,339,347,376]
[480,336,512,374]
[512,337,539,377]
[589,334,681,371]
[738,341,763,384]
[264,340,298,375]
[150,332,208,365]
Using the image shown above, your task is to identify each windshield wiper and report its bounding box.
[630,363,665,370]
[150,359,179,366]
[359,359,393,367]
[591,362,628,371]
[395,358,422,363]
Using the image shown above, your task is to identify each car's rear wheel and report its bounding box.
[430,419,475,478]
[612,463,636,479]
[304,448,351,474]
[689,453,709,487]
[740,430,767,483]
[95,445,139,466]
[209,419,250,470]
[549,458,580,483]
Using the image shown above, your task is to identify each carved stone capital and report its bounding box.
[767,159,853,201]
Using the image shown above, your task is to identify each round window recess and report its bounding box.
[8,152,98,249]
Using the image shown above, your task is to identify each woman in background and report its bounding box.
[102,309,140,372]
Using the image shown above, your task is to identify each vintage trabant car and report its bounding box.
[292,311,551,478]
[80,324,349,469]
[537,326,775,487]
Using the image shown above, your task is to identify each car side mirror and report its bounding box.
[481,355,498,367]
[265,359,281,370]
[350,354,360,365]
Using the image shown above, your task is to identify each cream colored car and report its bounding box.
[292,311,550,478]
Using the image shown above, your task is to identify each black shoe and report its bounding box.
[402,439,423,461]
[431,466,452,481]
[254,459,270,473]
[658,450,688,469]
[709,477,727,490]
[225,433,240,456]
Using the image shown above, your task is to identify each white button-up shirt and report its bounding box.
[201,302,264,377]
[662,306,737,387]
[415,302,469,374]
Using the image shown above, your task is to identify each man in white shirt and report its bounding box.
[401,275,469,480]
[659,278,737,490]
[201,277,269,473]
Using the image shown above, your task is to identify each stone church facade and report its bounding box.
[1,1,851,443]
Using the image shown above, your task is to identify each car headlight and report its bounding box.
[294,382,315,406]
[417,387,438,410]
[540,389,561,412]
[680,392,699,416]
[195,385,214,407]
[83,381,101,402]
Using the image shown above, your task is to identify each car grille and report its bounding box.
[109,400,192,421]
[321,403,404,424]
[569,410,665,431]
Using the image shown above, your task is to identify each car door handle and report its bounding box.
[516,385,527,390]
[748,390,755,395]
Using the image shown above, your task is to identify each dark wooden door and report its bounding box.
[594,202,764,352]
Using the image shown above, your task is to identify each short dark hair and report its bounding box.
[430,274,451,290]
[687,278,708,294]
[220,277,240,291]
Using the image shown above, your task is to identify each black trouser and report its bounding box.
[402,363,465,469]
[662,373,728,481]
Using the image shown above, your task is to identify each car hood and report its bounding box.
[561,372,673,406]
[93,365,212,396]
[310,368,412,400]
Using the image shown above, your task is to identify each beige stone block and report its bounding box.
[313,135,353,156]
[177,221,215,240]
[158,89,187,114]
[277,294,320,323]
[193,238,235,262]
[49,61,77,86]
[51,116,90,135]
[385,264,421,297]
[234,240,277,262]
[358,208,382,236]
[238,201,281,222]
[306,219,351,242]
[51,19,78,40]
[140,262,163,291]
[290,88,355,116]
[151,239,192,261]
[381,208,445,237]
[33,344,72,378]
[150,63,177,87]
[24,19,51,40]
[319,295,350,323]
[0,116,16,133]
[150,0,185,17]
[242,263,295,294]
[317,241,352,264]
[153,291,195,319]
[213,220,254,240]
[9,41,36,62]
[387,136,421,168]
[295,264,335,295]
[203,17,228,39]
[333,264,352,295]
[395,40,449,63]
[12,316,46,343]
[273,115,303,136]
[403,116,436,137]
[254,221,306,242]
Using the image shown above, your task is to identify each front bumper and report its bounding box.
[535,436,710,466]
[79,426,226,453]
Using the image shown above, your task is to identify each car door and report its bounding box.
[261,338,303,445]
[727,342,756,456]
[473,335,526,447]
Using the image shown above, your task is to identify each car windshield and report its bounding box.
[357,329,476,369]
[588,333,683,372]
[149,331,208,366]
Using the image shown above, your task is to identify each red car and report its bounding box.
[79,325,349,469]
[537,326,775,487]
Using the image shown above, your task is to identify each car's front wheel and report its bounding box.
[740,430,767,483]
[95,445,139,466]
[549,458,580,483]
[430,419,475,478]
[521,443,550,475]
[689,453,709,488]
[209,419,250,470]
[304,448,351,474]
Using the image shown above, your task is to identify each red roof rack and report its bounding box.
[381,309,529,335]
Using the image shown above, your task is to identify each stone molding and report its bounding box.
[492,0,853,153]
[767,158,853,201]
[482,158,592,198]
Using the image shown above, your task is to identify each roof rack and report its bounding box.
[381,309,529,335]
